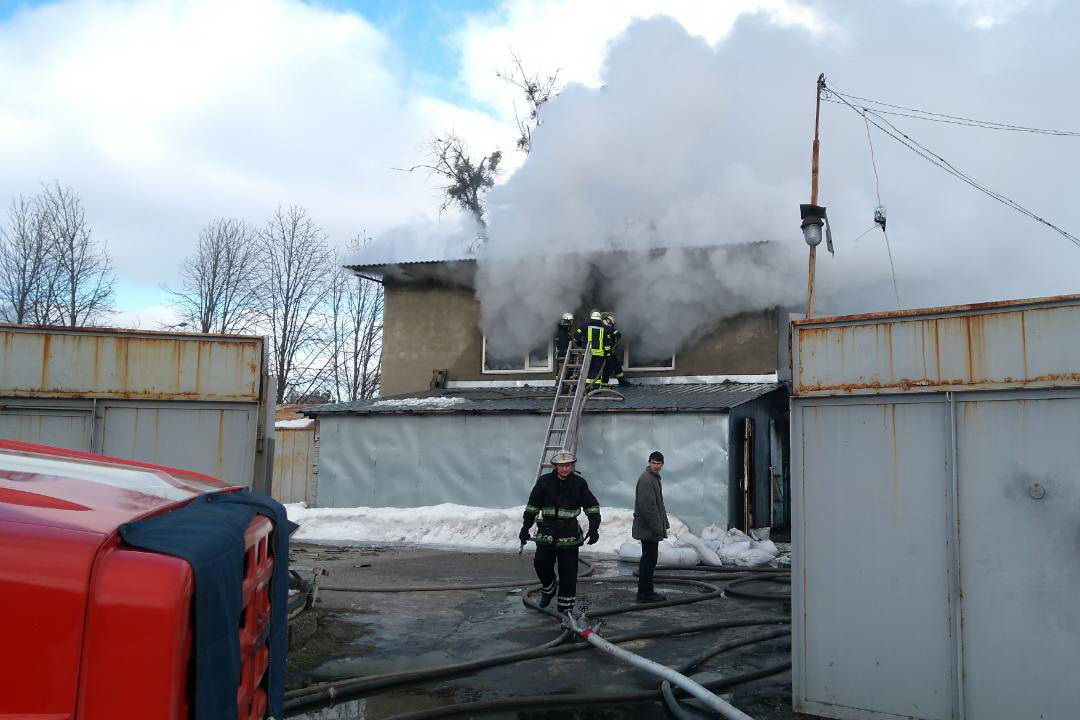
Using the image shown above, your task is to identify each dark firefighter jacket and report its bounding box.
[523,471,601,547]
[574,322,611,357]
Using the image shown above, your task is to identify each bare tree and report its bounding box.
[407,134,501,228]
[259,205,335,404]
[38,182,115,326]
[327,235,383,401]
[0,196,53,323]
[166,218,261,333]
[497,51,561,153]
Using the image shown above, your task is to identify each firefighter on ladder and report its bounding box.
[601,313,632,386]
[574,310,610,386]
[519,450,601,615]
[554,312,575,375]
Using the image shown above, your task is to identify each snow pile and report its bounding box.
[285,502,687,556]
[275,418,314,429]
[369,397,470,409]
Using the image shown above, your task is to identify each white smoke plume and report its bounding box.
[476,4,1080,357]
[476,18,805,357]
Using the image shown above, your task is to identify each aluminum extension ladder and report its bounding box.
[534,341,592,481]
[533,340,624,481]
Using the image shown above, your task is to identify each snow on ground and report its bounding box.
[275,418,314,429]
[369,397,469,409]
[285,502,690,557]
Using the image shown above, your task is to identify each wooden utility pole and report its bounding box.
[806,73,825,318]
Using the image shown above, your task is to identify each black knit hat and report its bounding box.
[648,451,664,463]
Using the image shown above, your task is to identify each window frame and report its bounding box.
[482,337,554,374]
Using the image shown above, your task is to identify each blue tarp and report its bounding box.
[119,490,296,720]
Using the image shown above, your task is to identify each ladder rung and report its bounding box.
[548,428,566,433]
[544,445,562,450]
[554,411,570,415]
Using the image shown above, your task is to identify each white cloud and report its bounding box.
[0,0,513,296]
[456,0,828,117]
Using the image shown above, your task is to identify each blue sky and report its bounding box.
[323,0,500,103]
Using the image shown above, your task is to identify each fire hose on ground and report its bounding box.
[283,559,791,718]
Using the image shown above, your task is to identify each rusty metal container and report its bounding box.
[790,294,1080,720]
[0,325,274,488]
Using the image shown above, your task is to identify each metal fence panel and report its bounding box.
[794,399,955,720]
[272,429,315,504]
[954,394,1080,719]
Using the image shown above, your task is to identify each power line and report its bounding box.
[824,86,1080,136]
[823,81,1080,249]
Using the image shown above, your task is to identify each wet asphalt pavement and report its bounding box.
[285,543,812,720]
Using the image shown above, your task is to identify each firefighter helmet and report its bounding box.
[589,310,601,321]
[561,312,574,322]
[551,451,576,464]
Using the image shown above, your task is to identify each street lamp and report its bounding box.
[800,204,824,247]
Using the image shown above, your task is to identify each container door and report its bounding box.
[0,406,93,451]
[796,399,955,720]
[100,404,256,483]
[955,396,1080,719]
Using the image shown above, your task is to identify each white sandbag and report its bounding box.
[617,542,642,562]
[658,541,700,568]
[733,547,777,566]
[700,524,725,541]
[726,528,751,543]
[718,540,752,564]
[749,527,771,541]
[673,532,723,566]
[751,539,779,557]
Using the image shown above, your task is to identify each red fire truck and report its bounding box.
[0,438,284,720]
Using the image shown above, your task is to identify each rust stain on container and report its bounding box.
[1,326,262,401]
[216,410,225,480]
[795,298,1080,396]
[39,334,51,389]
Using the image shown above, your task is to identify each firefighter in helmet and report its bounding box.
[601,313,632,386]
[519,450,601,614]
[574,310,610,386]
[553,312,575,371]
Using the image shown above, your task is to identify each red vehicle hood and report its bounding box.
[0,439,236,536]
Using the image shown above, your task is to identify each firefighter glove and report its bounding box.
[519,526,531,544]
[586,529,599,545]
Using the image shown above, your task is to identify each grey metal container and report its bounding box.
[0,324,275,489]
[790,294,1080,720]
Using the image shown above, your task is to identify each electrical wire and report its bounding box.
[822,81,1080,249]
[860,112,902,308]
[824,87,1080,136]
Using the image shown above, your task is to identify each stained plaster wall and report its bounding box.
[314,411,730,534]
[380,282,779,395]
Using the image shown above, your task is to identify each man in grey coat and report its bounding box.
[632,450,669,602]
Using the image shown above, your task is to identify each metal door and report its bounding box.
[954,394,1080,719]
[794,398,956,720]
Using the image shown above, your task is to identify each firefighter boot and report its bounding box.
[538,581,557,608]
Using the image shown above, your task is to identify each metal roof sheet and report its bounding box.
[304,382,782,416]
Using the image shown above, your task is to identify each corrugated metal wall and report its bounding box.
[0,326,270,486]
[315,412,730,533]
[272,428,316,504]
[791,295,1080,720]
